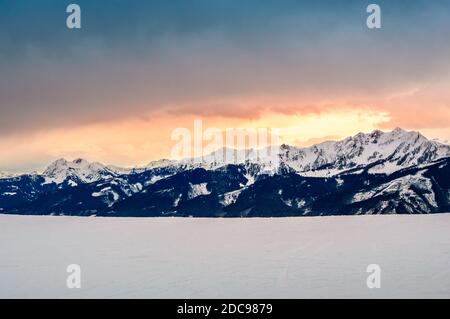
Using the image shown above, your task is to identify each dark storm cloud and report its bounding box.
[1,0,450,135]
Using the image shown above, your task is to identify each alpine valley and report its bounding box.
[1,128,450,217]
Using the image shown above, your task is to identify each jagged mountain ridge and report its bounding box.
[0,128,449,217]
[143,127,450,176]
[280,127,450,176]
[13,127,450,182]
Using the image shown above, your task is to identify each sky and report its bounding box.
[1,0,450,172]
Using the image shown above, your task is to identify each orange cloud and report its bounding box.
[0,108,395,172]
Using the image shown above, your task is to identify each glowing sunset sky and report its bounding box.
[1,0,450,172]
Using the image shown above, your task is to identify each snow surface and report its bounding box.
[187,183,211,199]
[220,189,242,207]
[91,187,120,206]
[351,171,438,214]
[1,192,17,196]
[0,214,449,299]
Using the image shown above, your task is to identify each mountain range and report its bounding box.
[1,128,449,217]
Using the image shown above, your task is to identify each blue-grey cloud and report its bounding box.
[1,0,450,135]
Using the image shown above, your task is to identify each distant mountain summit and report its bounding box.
[1,128,449,217]
[144,128,450,176]
[279,127,450,176]
[42,158,114,184]
[132,128,450,177]
[0,171,16,179]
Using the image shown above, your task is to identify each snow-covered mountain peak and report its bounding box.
[44,158,104,173]
[171,146,282,174]
[135,128,449,178]
[10,128,450,186]
[146,159,176,169]
[281,128,450,176]
[344,127,420,145]
[43,158,115,184]
[392,126,406,133]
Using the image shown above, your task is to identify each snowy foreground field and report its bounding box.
[0,214,449,298]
